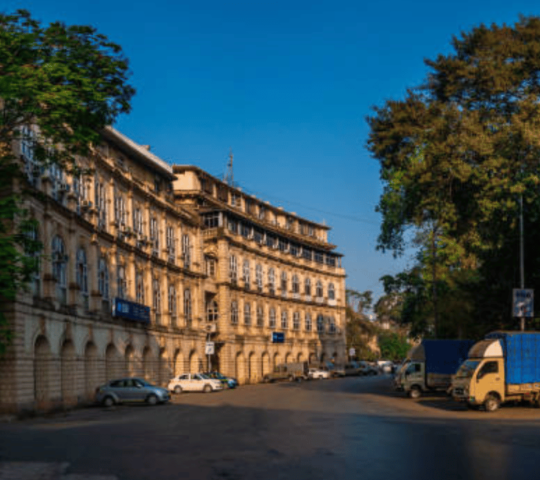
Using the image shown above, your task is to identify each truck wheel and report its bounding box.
[484,394,500,412]
[288,375,295,382]
[408,386,422,399]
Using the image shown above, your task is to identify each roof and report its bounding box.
[101,127,175,180]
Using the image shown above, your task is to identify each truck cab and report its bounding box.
[397,360,425,398]
[452,339,505,411]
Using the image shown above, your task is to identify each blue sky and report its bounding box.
[7,0,540,303]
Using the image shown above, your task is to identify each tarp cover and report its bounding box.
[422,340,476,375]
[486,332,540,384]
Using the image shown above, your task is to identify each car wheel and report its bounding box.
[203,384,212,393]
[288,375,295,382]
[174,385,182,394]
[484,394,500,413]
[318,376,323,380]
[263,376,270,383]
[146,394,158,406]
[408,386,422,399]
[102,396,115,408]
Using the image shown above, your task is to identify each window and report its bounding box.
[326,255,337,267]
[302,248,312,261]
[243,260,250,287]
[98,258,109,301]
[168,283,177,318]
[293,312,300,330]
[227,217,238,234]
[184,288,192,326]
[317,315,325,333]
[25,225,41,297]
[305,278,312,296]
[49,163,65,203]
[166,226,176,262]
[305,313,312,332]
[241,222,252,239]
[278,238,288,252]
[205,256,216,277]
[281,310,288,329]
[258,205,266,220]
[182,234,191,269]
[280,271,287,294]
[21,126,41,186]
[95,180,107,229]
[231,301,238,324]
[152,277,161,313]
[268,268,275,294]
[328,283,335,300]
[117,265,127,299]
[231,193,241,208]
[478,361,499,378]
[314,251,324,264]
[253,229,264,244]
[266,234,277,249]
[229,255,238,283]
[150,217,159,256]
[256,305,264,327]
[244,302,251,325]
[114,193,126,226]
[286,217,293,230]
[255,264,263,290]
[316,280,324,298]
[269,308,276,329]
[292,275,299,294]
[329,318,336,334]
[207,300,218,322]
[76,248,88,310]
[203,212,220,228]
[290,243,299,256]
[136,271,145,304]
[133,207,144,236]
[308,226,314,236]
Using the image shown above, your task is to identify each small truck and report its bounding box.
[395,339,475,399]
[452,331,540,412]
[263,362,309,383]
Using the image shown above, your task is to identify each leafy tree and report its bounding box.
[346,289,378,360]
[367,16,540,335]
[0,10,135,353]
[378,331,410,361]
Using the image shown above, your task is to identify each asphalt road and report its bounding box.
[1,375,540,480]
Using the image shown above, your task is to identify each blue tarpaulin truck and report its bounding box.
[395,339,475,399]
[452,331,540,411]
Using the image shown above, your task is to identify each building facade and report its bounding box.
[0,128,346,414]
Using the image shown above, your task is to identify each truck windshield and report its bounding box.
[455,360,480,379]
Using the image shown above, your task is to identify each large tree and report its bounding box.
[0,10,135,352]
[367,16,540,335]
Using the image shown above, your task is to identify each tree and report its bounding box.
[346,289,378,360]
[367,17,540,335]
[0,10,135,353]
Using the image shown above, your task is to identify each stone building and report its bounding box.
[0,127,346,414]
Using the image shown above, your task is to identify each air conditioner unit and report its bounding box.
[204,323,217,333]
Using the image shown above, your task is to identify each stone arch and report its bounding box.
[273,352,281,370]
[143,346,155,383]
[297,352,305,363]
[105,343,121,381]
[285,352,292,364]
[248,352,258,384]
[84,342,99,399]
[158,348,169,386]
[189,350,200,373]
[60,340,76,404]
[125,344,135,377]
[34,335,51,405]
[261,352,271,377]
[309,353,318,365]
[235,351,246,384]
[173,349,184,376]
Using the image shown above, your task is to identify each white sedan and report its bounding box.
[308,368,331,380]
[168,373,223,393]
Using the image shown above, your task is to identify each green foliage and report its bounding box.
[367,16,540,336]
[378,331,409,361]
[346,288,378,358]
[0,9,134,354]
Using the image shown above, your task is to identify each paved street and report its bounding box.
[1,375,540,480]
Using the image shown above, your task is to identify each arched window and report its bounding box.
[255,264,263,290]
[229,255,238,283]
[152,277,161,312]
[269,307,276,329]
[231,300,238,324]
[166,225,176,262]
[329,317,336,334]
[76,248,88,309]
[268,268,275,294]
[94,178,107,229]
[168,283,177,319]
[52,236,67,304]
[150,216,159,255]
[182,234,191,269]
[316,280,323,298]
[133,207,143,235]
[256,304,264,327]
[206,300,218,322]
[317,314,325,333]
[305,313,312,332]
[280,271,287,294]
[116,264,126,299]
[25,225,41,297]
[135,270,145,304]
[292,274,299,294]
[243,260,250,287]
[293,312,300,330]
[98,257,109,301]
[281,310,288,329]
[305,277,311,296]
[328,283,335,300]
[244,302,251,325]
[184,288,192,326]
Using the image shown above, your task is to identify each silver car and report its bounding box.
[95,377,170,407]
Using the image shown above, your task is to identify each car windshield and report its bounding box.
[198,373,210,379]
[213,373,225,379]
[136,379,151,387]
[455,360,480,379]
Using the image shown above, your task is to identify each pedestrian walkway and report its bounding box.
[0,462,118,480]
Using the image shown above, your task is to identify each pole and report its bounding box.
[520,193,525,332]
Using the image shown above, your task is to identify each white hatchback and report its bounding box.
[168,373,224,394]
[308,368,331,380]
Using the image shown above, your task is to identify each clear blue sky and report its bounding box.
[7,0,540,303]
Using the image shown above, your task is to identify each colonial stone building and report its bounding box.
[0,127,346,414]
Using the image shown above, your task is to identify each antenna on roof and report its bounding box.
[224,148,234,186]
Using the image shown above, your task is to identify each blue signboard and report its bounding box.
[112,298,150,324]
[272,332,285,343]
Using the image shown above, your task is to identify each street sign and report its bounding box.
[349,348,356,357]
[205,341,215,355]
[513,289,534,318]
[272,332,285,343]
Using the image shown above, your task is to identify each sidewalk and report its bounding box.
[0,462,118,480]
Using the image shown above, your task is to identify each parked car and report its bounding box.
[377,360,394,374]
[358,361,379,376]
[95,377,170,407]
[168,373,224,393]
[308,368,331,380]
[263,362,309,383]
[344,362,362,376]
[325,362,346,378]
[204,371,239,389]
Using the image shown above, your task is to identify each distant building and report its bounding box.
[0,127,346,414]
